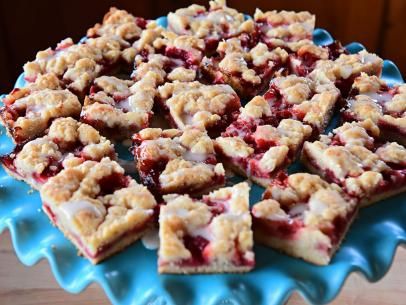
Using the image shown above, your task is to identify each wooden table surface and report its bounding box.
[0,230,405,305]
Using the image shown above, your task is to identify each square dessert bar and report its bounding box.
[263,75,340,134]
[0,117,116,190]
[167,0,252,53]
[0,83,81,144]
[158,182,254,274]
[156,81,241,137]
[131,31,206,83]
[132,127,225,196]
[81,72,159,140]
[252,172,358,265]
[254,9,315,48]
[87,7,148,43]
[301,120,406,206]
[309,50,384,97]
[215,96,312,187]
[23,35,130,97]
[201,38,289,99]
[41,158,157,264]
[288,41,347,77]
[342,73,406,145]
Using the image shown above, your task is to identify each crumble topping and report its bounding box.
[87,7,146,41]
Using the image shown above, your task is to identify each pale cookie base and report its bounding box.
[1,164,42,190]
[158,260,253,274]
[43,205,150,264]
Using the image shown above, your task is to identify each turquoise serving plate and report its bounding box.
[0,17,405,305]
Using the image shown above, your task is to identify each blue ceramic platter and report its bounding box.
[0,17,405,305]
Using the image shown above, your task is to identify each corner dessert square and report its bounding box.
[301,120,406,206]
[309,50,383,97]
[342,73,406,145]
[0,117,116,190]
[40,158,157,264]
[0,83,81,144]
[167,0,252,52]
[23,36,130,97]
[87,7,148,43]
[252,172,358,265]
[254,9,315,49]
[158,182,254,274]
[133,127,225,196]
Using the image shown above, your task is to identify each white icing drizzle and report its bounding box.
[288,203,308,218]
[141,227,160,250]
[60,200,104,220]
[183,150,208,163]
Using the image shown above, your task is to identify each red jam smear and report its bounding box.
[180,235,210,266]
[98,172,130,196]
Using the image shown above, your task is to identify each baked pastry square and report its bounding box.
[131,31,206,83]
[215,96,313,187]
[262,75,340,134]
[81,72,159,140]
[158,182,254,274]
[201,38,289,99]
[0,87,81,144]
[252,172,358,265]
[157,81,240,137]
[167,0,252,53]
[23,36,130,97]
[0,117,116,190]
[254,9,315,48]
[301,120,406,206]
[309,50,384,97]
[41,158,157,264]
[132,127,225,196]
[288,41,347,76]
[87,7,148,43]
[343,73,406,145]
